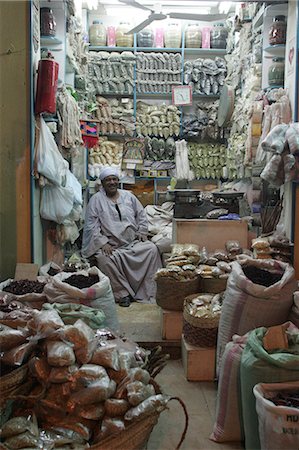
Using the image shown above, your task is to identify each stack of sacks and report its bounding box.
[183,57,226,95]
[182,100,220,140]
[197,241,253,281]
[136,52,181,93]
[144,136,176,161]
[95,97,135,137]
[155,244,200,281]
[136,102,180,138]
[188,142,227,179]
[88,51,135,95]
[88,138,122,179]
[0,310,169,449]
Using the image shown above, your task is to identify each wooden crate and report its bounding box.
[160,309,183,340]
[173,219,248,252]
[181,335,216,381]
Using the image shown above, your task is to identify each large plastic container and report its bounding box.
[164,23,181,48]
[89,20,106,46]
[185,24,202,48]
[268,57,285,86]
[137,28,154,47]
[210,23,228,49]
[40,7,56,37]
[115,22,133,47]
[269,15,287,45]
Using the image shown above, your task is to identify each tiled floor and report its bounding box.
[147,360,244,450]
[117,304,244,450]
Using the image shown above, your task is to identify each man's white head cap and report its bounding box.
[99,167,120,181]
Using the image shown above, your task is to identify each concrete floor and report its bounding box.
[117,304,244,450]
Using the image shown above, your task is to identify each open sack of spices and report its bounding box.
[0,311,188,450]
[0,279,47,310]
[43,267,119,332]
[216,258,297,377]
[183,293,222,347]
[155,244,201,311]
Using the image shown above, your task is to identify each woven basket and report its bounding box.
[183,294,219,347]
[156,276,201,311]
[89,413,159,450]
[90,380,189,450]
[200,277,227,294]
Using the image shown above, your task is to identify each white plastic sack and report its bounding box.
[44,267,119,332]
[210,333,248,443]
[216,259,297,377]
[261,124,288,154]
[254,381,299,450]
[66,170,82,205]
[39,262,62,280]
[36,117,69,186]
[0,278,46,309]
[40,183,74,224]
[286,123,299,154]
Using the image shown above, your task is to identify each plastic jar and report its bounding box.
[137,28,154,47]
[89,20,106,46]
[210,23,228,49]
[164,23,182,48]
[115,22,133,47]
[268,57,285,86]
[185,24,202,48]
[269,15,287,45]
[40,7,56,37]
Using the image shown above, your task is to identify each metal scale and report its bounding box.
[212,191,244,214]
[172,189,216,219]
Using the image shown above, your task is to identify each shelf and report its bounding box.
[264,85,284,90]
[136,47,182,53]
[89,45,134,52]
[136,92,172,97]
[184,48,226,56]
[192,93,220,99]
[97,92,134,97]
[40,36,62,45]
[263,44,286,57]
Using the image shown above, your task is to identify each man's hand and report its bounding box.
[137,233,148,242]
[101,243,113,255]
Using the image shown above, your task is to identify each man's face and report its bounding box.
[102,175,119,197]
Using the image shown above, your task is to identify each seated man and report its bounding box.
[81,167,162,307]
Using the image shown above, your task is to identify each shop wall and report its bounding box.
[0,1,31,280]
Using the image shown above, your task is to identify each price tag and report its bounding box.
[263,324,289,351]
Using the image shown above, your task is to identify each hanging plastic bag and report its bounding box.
[40,183,74,224]
[35,117,69,186]
[66,170,82,205]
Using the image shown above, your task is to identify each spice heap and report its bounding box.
[3,280,46,295]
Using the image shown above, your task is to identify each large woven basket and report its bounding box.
[183,294,220,347]
[156,276,201,311]
[200,277,227,294]
[89,413,159,450]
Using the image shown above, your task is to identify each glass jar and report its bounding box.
[210,23,228,49]
[164,23,182,48]
[268,57,285,86]
[269,15,287,45]
[115,22,133,47]
[137,27,154,47]
[185,24,202,48]
[40,7,56,37]
[89,20,106,46]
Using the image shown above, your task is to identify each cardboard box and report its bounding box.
[181,335,216,381]
[161,308,183,340]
